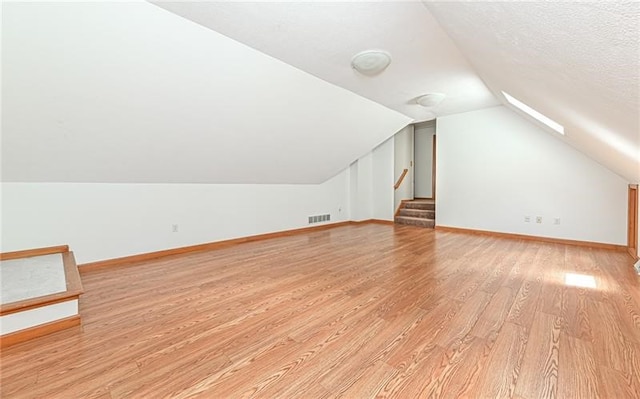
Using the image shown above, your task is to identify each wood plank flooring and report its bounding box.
[1,224,639,398]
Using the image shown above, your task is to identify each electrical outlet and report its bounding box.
[554,217,561,225]
[536,216,543,224]
[172,224,179,233]
[524,216,531,223]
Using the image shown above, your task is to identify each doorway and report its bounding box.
[414,121,436,199]
[629,184,638,259]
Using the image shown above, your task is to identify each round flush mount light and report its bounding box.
[351,50,392,76]
[416,93,446,107]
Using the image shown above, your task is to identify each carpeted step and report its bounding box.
[404,201,435,211]
[394,216,435,228]
[399,208,435,219]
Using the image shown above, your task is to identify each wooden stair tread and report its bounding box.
[399,209,434,216]
[395,216,435,222]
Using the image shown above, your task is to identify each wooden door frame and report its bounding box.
[431,134,436,201]
[629,184,638,260]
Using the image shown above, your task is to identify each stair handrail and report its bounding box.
[394,168,409,190]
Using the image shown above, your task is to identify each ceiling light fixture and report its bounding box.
[416,93,446,107]
[351,50,392,76]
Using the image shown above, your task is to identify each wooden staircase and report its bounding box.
[395,199,435,228]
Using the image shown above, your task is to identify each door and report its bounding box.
[629,184,638,259]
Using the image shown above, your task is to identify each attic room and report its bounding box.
[1,1,639,397]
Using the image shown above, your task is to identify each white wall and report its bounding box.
[372,138,395,221]
[1,171,350,264]
[352,154,373,222]
[348,136,396,222]
[414,122,435,198]
[394,125,414,211]
[437,106,628,245]
[0,300,78,335]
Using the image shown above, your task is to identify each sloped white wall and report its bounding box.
[1,1,410,184]
[1,172,350,264]
[437,106,628,245]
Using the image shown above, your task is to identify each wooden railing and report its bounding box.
[394,168,409,190]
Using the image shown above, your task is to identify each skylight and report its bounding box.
[502,91,565,135]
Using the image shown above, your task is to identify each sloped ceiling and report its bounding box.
[1,1,411,184]
[3,1,637,184]
[426,1,640,182]
[154,1,639,182]
[150,1,499,122]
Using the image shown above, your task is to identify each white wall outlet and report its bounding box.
[524,216,531,223]
[536,216,543,224]
[172,224,179,233]
[554,217,561,225]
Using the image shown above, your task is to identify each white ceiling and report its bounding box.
[1,1,411,184]
[154,0,639,182]
[426,1,640,182]
[2,1,638,184]
[150,1,499,123]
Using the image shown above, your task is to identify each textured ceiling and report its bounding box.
[150,1,499,123]
[426,1,640,182]
[1,1,411,184]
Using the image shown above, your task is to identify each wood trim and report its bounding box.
[0,289,83,316]
[80,221,354,272]
[63,251,84,295]
[434,225,627,251]
[0,245,69,261]
[628,247,639,261]
[1,252,84,316]
[432,134,436,201]
[628,184,638,260]
[0,315,81,348]
[366,219,395,226]
[80,220,401,272]
[394,168,409,190]
[350,219,394,225]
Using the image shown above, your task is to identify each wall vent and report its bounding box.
[308,214,331,224]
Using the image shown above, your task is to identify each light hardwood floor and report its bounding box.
[1,224,639,398]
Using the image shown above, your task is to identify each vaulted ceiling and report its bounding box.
[426,1,639,182]
[2,1,638,184]
[153,0,640,182]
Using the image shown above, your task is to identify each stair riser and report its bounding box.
[399,209,435,218]
[394,217,435,228]
[404,203,435,211]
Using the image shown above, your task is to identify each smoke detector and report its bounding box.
[416,93,446,107]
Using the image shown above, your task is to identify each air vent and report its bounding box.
[308,214,331,224]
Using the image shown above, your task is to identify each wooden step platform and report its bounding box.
[0,245,83,347]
